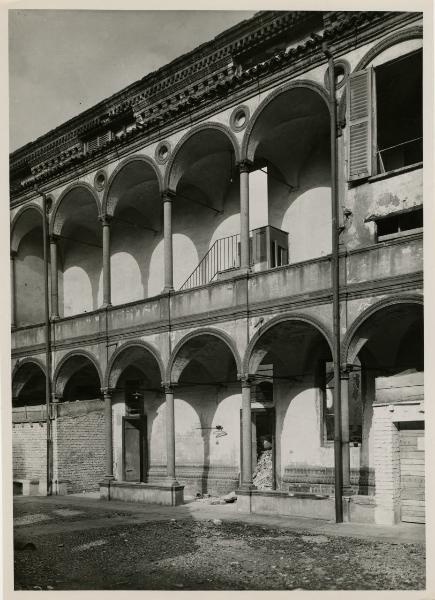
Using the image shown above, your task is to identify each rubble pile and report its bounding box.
[253,449,273,489]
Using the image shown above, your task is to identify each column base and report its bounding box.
[342,485,354,497]
[238,482,257,491]
[50,315,60,322]
[165,476,180,486]
[163,286,174,294]
[101,302,112,309]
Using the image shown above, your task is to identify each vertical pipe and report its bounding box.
[241,378,254,488]
[10,251,17,328]
[49,235,59,319]
[41,192,52,496]
[164,383,178,484]
[101,216,111,307]
[163,192,174,292]
[323,43,343,523]
[239,161,251,271]
[103,388,114,479]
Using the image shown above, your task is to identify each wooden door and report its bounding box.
[399,422,425,523]
[123,417,147,482]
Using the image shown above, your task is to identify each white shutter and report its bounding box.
[347,69,373,181]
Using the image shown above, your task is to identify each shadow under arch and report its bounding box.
[164,121,241,193]
[102,154,163,218]
[241,79,331,163]
[167,327,242,383]
[243,312,333,375]
[341,294,424,366]
[11,204,44,253]
[337,25,423,127]
[53,350,103,399]
[105,339,165,390]
[50,182,101,236]
[12,357,46,402]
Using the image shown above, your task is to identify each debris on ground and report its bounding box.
[253,449,273,489]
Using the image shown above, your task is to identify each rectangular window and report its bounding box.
[375,50,422,174]
[376,207,423,242]
[347,49,422,181]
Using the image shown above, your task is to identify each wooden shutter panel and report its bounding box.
[347,68,373,181]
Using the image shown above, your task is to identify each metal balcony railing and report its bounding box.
[180,233,241,291]
[377,137,422,174]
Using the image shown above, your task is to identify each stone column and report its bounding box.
[162,191,175,292]
[100,216,112,307]
[102,388,114,480]
[10,250,17,328]
[341,366,353,496]
[163,382,178,485]
[239,161,252,271]
[240,376,255,489]
[49,235,59,319]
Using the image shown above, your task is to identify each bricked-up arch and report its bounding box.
[242,80,331,164]
[10,204,44,254]
[244,313,333,376]
[12,358,46,406]
[342,296,424,367]
[54,351,103,400]
[168,329,241,385]
[164,123,241,193]
[105,340,164,391]
[102,155,163,218]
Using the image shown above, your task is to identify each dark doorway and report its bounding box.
[123,416,147,482]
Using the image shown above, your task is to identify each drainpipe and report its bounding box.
[322,42,343,523]
[36,188,53,496]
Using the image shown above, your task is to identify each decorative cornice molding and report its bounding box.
[10,11,414,199]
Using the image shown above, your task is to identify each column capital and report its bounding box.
[340,364,354,378]
[51,392,61,403]
[101,387,114,398]
[237,159,254,174]
[161,189,176,203]
[161,381,176,394]
[49,233,60,244]
[99,214,112,226]
[239,373,255,388]
[10,250,17,259]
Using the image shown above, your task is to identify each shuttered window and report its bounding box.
[347,69,373,181]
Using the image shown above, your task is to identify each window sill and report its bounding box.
[368,161,423,183]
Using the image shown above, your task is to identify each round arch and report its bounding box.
[12,357,46,398]
[338,26,423,125]
[167,327,242,384]
[102,154,163,217]
[10,204,44,254]
[341,294,424,365]
[243,312,334,375]
[104,339,165,390]
[241,79,331,163]
[50,182,101,236]
[53,350,103,398]
[164,122,241,192]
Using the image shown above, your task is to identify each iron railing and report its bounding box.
[180,233,241,290]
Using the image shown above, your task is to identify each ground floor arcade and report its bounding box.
[12,297,424,525]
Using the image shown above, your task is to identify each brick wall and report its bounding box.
[54,399,105,493]
[12,418,47,490]
[373,404,401,525]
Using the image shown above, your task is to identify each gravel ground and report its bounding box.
[14,519,425,591]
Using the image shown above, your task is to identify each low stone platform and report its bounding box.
[99,480,184,506]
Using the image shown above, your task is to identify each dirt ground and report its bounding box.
[12,497,425,591]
